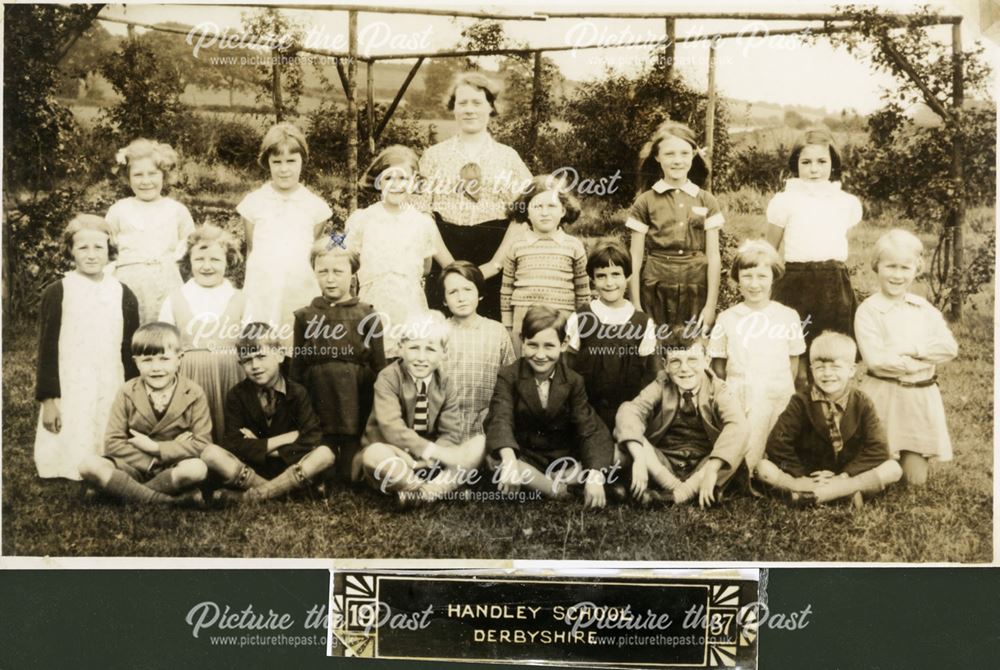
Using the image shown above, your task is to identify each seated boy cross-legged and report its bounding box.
[357,311,486,505]
[757,331,903,507]
[485,305,615,508]
[615,325,748,507]
[78,322,210,506]
[201,323,335,503]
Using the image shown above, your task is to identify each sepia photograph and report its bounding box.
[1,0,995,562]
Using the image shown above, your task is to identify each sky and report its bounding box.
[97,0,996,114]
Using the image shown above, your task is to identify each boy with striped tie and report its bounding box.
[356,311,485,505]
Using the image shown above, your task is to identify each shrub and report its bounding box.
[213,120,265,170]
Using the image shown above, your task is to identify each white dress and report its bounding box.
[238,182,332,350]
[106,196,195,324]
[34,272,126,480]
[708,301,806,470]
[344,202,436,357]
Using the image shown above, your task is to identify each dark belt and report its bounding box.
[647,248,701,258]
[866,371,938,388]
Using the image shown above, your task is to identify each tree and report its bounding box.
[56,20,118,99]
[99,38,189,144]
[241,7,305,121]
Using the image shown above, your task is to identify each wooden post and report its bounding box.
[704,40,717,191]
[271,49,284,123]
[375,57,424,143]
[347,10,358,211]
[528,51,543,167]
[663,17,675,80]
[367,61,375,154]
[949,20,964,321]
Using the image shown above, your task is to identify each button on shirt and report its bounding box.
[534,371,556,410]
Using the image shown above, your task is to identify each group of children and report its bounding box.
[34,119,957,510]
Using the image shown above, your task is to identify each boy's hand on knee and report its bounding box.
[497,453,521,494]
[697,459,723,508]
[630,460,648,498]
[583,471,606,509]
[239,427,258,439]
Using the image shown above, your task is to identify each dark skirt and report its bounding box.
[640,251,708,331]
[772,260,857,346]
[425,214,509,322]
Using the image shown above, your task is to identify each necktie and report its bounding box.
[823,400,845,456]
[680,391,696,417]
[413,381,429,434]
[261,387,277,421]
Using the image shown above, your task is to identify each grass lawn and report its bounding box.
[1,211,994,561]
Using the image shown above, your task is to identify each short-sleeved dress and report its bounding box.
[708,301,806,470]
[625,179,725,329]
[34,271,140,479]
[565,300,658,432]
[855,291,957,461]
[443,314,516,442]
[159,279,246,443]
[106,196,195,324]
[238,182,332,350]
[766,178,862,344]
[344,202,437,358]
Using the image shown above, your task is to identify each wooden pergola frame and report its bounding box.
[93,4,969,320]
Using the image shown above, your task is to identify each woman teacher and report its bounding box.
[418,72,532,322]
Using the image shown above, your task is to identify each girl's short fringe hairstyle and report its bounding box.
[236,322,282,359]
[729,239,784,282]
[507,174,581,226]
[871,228,924,272]
[399,310,451,349]
[258,122,309,169]
[310,237,360,274]
[178,224,242,279]
[586,242,632,278]
[520,304,568,342]
[809,330,857,363]
[439,260,484,296]
[113,138,180,190]
[636,120,709,192]
[131,322,182,356]
[360,145,420,193]
[63,214,118,262]
[446,72,500,117]
[788,126,842,180]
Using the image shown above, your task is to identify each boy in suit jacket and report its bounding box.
[201,323,334,503]
[78,323,210,506]
[758,331,902,507]
[615,325,748,507]
[485,305,614,508]
[358,311,486,504]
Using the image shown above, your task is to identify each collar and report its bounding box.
[310,295,359,309]
[784,178,843,195]
[408,370,433,390]
[652,179,700,197]
[260,374,287,395]
[866,291,925,313]
[265,182,306,201]
[143,377,177,399]
[729,301,774,317]
[590,299,635,321]
[533,369,556,386]
[810,384,850,411]
[523,228,569,245]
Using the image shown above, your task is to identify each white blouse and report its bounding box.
[766,179,862,262]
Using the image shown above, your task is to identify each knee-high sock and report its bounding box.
[245,463,308,500]
[146,469,180,494]
[106,470,174,504]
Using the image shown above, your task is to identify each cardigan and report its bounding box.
[484,358,614,472]
[615,370,748,471]
[362,360,463,451]
[104,376,212,472]
[222,376,323,467]
[35,278,140,401]
[764,386,891,477]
